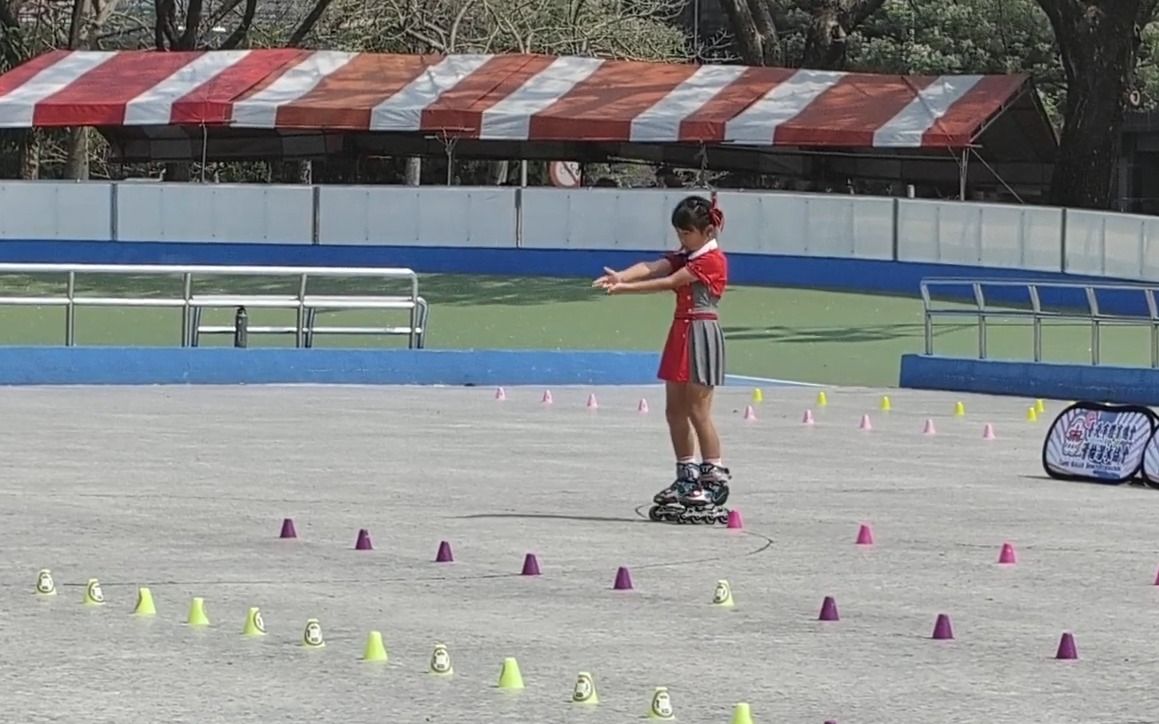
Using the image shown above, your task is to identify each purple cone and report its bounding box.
[613,566,633,590]
[521,553,540,576]
[355,528,373,550]
[1056,632,1078,660]
[932,613,954,640]
[819,596,839,621]
[435,540,454,563]
[279,518,297,539]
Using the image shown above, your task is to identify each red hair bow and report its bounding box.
[709,191,725,232]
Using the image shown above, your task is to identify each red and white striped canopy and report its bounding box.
[0,49,1031,148]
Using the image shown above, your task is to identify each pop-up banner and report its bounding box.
[1042,402,1157,484]
[1139,422,1159,489]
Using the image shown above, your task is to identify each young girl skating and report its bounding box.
[593,194,731,524]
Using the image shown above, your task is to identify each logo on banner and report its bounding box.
[1043,403,1154,483]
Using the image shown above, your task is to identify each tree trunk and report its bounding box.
[64,128,90,180]
[718,0,780,66]
[801,0,886,70]
[1036,0,1157,209]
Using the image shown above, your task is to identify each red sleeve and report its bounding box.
[686,250,727,296]
[663,251,687,271]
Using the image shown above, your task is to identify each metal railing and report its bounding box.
[920,277,1159,366]
[0,263,428,349]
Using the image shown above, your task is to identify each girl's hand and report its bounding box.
[605,281,629,295]
[592,266,620,288]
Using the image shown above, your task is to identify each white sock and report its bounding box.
[677,457,697,464]
[706,458,723,466]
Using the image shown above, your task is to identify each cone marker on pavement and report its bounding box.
[242,607,266,636]
[743,404,757,421]
[638,398,649,413]
[751,388,763,403]
[586,393,598,409]
[279,517,297,539]
[726,509,744,529]
[932,613,954,640]
[436,540,454,563]
[954,401,966,416]
[132,587,156,616]
[998,542,1016,564]
[856,524,874,545]
[1056,632,1078,659]
[34,569,56,596]
[819,595,839,621]
[983,423,997,439]
[355,528,373,550]
[880,395,891,411]
[859,414,872,430]
[186,597,210,626]
[731,703,754,724]
[613,566,634,590]
[817,391,828,406]
[802,408,815,425]
[495,386,506,400]
[84,578,105,606]
[922,418,937,435]
[521,553,541,576]
[429,643,453,675]
[572,672,598,704]
[649,687,675,720]
[712,579,735,607]
[302,618,325,648]
[498,657,524,689]
[362,631,388,662]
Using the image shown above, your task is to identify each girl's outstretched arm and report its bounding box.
[607,267,696,294]
[592,258,673,288]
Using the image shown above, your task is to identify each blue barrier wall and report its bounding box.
[899,354,1159,406]
[0,347,665,386]
[0,240,1138,309]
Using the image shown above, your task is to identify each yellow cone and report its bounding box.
[816,390,828,407]
[429,643,453,675]
[1027,406,1038,422]
[731,702,754,724]
[880,395,891,411]
[954,401,966,416]
[186,597,210,626]
[34,569,56,596]
[712,579,735,608]
[572,672,598,704]
[83,578,105,606]
[649,687,675,719]
[132,587,156,616]
[751,388,763,403]
[242,606,266,636]
[362,630,388,662]
[498,657,524,689]
[1036,398,1046,413]
[302,618,324,648]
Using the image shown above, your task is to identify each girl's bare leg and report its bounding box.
[687,382,721,462]
[665,381,697,461]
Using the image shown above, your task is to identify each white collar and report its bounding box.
[683,239,718,261]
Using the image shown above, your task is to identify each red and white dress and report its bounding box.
[657,240,728,386]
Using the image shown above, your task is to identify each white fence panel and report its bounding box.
[0,181,111,241]
[117,183,313,244]
[521,188,678,250]
[1064,209,1153,279]
[317,186,515,247]
[718,192,894,258]
[976,204,1062,271]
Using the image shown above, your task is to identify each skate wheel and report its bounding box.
[648,506,663,522]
